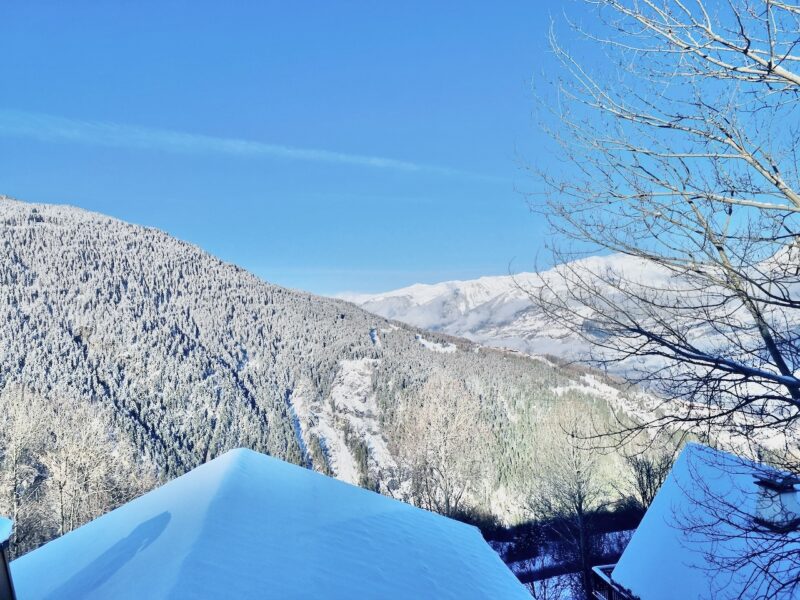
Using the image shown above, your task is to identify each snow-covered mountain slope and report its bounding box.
[341,254,667,359]
[0,196,639,521]
[343,252,800,458]
[342,250,800,391]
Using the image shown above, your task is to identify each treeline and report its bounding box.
[0,386,154,558]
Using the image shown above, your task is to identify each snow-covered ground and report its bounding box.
[491,526,634,600]
[287,358,396,486]
[415,333,457,353]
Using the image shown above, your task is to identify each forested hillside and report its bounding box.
[0,197,638,547]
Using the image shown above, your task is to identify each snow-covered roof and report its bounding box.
[0,518,11,546]
[611,443,800,600]
[11,448,528,599]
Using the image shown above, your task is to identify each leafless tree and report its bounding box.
[529,402,609,600]
[534,0,800,461]
[0,386,156,557]
[620,432,678,510]
[529,574,573,600]
[390,371,491,518]
[0,387,48,555]
[531,0,800,594]
[40,399,154,537]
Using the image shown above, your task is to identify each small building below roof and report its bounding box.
[593,443,800,600]
[10,448,528,599]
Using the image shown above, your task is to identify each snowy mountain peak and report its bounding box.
[339,254,661,357]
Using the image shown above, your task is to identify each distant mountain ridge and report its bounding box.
[339,254,664,359]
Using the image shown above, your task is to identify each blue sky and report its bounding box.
[0,1,589,294]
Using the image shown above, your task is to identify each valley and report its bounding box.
[0,197,642,532]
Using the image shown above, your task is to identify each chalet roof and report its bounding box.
[611,443,800,600]
[11,448,528,599]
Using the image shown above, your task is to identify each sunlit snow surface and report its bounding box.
[339,253,718,367]
[0,517,11,545]
[11,449,528,599]
[612,444,800,600]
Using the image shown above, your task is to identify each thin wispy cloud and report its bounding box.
[0,109,503,182]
